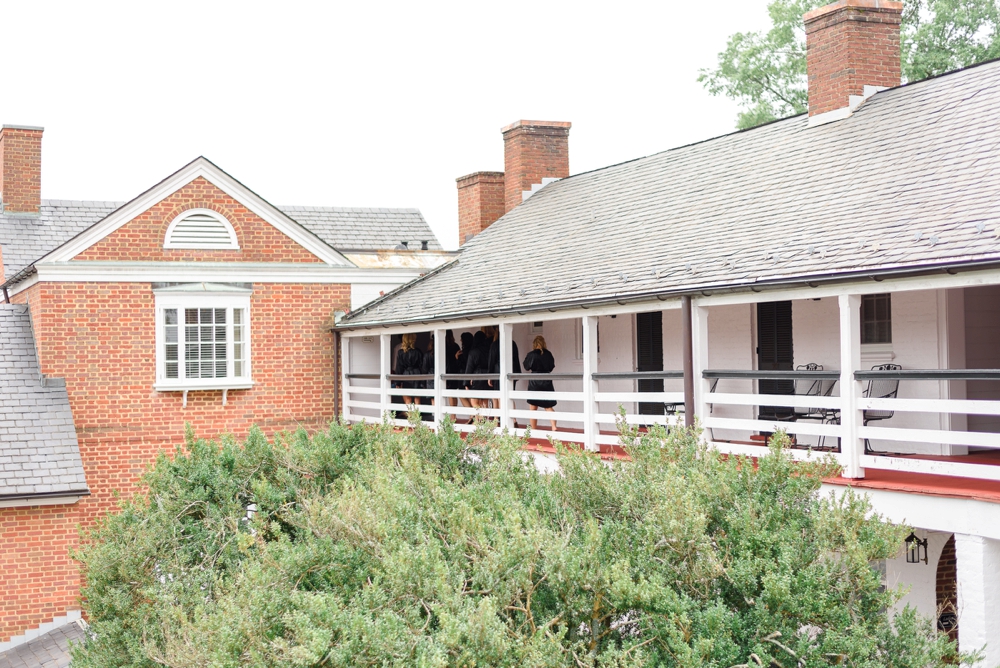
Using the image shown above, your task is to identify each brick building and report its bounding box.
[0,134,453,651]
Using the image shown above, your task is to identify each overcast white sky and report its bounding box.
[1,1,773,250]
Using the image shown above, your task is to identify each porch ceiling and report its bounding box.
[342,59,1000,329]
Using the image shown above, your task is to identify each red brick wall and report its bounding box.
[501,121,570,213]
[77,177,323,264]
[936,534,958,642]
[457,171,505,244]
[804,0,902,116]
[5,279,348,641]
[0,505,81,642]
[0,126,43,214]
[18,280,348,526]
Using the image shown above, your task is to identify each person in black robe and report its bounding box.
[444,330,461,406]
[395,332,424,407]
[465,331,491,413]
[456,332,475,409]
[523,335,557,431]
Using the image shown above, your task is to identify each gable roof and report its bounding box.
[340,59,1000,328]
[0,304,87,501]
[279,206,442,252]
[38,157,352,268]
[0,161,444,282]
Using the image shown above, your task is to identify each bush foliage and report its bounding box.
[73,419,964,667]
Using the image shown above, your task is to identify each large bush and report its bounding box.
[73,419,963,667]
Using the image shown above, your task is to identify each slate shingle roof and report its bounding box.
[341,59,1000,328]
[0,200,440,281]
[0,622,84,668]
[0,201,120,279]
[277,206,442,251]
[0,304,87,500]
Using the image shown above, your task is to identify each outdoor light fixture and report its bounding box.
[905,532,928,564]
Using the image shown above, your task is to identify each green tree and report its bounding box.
[73,418,969,667]
[700,0,1000,129]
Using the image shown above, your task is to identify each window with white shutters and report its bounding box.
[164,209,239,249]
[154,284,252,391]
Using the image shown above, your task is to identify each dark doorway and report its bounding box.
[636,312,664,415]
[936,535,959,643]
[757,301,794,421]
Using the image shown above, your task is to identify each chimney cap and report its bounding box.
[501,120,572,134]
[456,171,505,185]
[804,0,903,23]
[1,124,44,132]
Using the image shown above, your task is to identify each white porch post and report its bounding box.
[691,302,710,431]
[380,333,391,420]
[499,323,514,433]
[955,533,1000,666]
[433,329,445,429]
[838,294,864,478]
[340,334,351,423]
[583,315,599,451]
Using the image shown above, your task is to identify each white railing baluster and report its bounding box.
[500,323,513,434]
[433,329,445,430]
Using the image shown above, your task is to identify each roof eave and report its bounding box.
[333,257,1000,331]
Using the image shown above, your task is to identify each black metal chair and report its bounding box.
[863,363,901,453]
[793,363,825,421]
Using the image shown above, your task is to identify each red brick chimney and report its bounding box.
[501,120,570,213]
[0,125,43,214]
[804,0,902,118]
[456,171,505,244]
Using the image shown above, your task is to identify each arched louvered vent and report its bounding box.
[164,209,239,249]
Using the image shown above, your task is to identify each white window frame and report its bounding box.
[154,287,253,392]
[163,208,240,250]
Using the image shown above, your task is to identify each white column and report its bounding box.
[500,323,514,433]
[379,334,391,420]
[583,315,599,451]
[340,334,351,423]
[955,533,1000,666]
[691,302,710,432]
[433,329,445,430]
[839,294,864,478]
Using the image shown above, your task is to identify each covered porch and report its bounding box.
[339,268,1000,485]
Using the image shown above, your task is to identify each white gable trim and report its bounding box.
[41,158,352,267]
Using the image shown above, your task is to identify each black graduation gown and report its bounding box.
[465,344,491,391]
[523,348,556,408]
[421,349,435,389]
[446,341,462,389]
[487,339,521,388]
[395,348,424,389]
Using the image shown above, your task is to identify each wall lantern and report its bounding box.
[905,532,928,564]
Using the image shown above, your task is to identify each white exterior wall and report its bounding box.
[885,530,951,621]
[347,334,381,420]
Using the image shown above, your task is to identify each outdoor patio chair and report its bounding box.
[793,363,825,421]
[863,363,901,453]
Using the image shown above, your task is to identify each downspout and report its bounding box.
[681,295,694,428]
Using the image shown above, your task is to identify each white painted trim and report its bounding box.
[5,261,426,297]
[860,454,1000,482]
[163,208,239,249]
[0,610,83,653]
[840,293,864,478]
[698,267,1000,308]
[583,315,599,451]
[40,158,351,267]
[340,300,683,337]
[821,484,1000,541]
[154,291,252,390]
[0,494,85,509]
